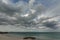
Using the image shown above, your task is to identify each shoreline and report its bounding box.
[0,34,23,40]
[0,34,60,40]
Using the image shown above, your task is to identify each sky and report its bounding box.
[0,0,60,32]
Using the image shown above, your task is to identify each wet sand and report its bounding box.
[0,34,23,40]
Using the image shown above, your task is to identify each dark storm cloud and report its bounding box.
[42,21,58,29]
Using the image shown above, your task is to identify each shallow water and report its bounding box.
[6,32,60,40]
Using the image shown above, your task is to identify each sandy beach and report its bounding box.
[0,34,23,40]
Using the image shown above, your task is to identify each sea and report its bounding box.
[6,32,60,40]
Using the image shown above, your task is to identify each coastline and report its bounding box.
[0,34,23,40]
[0,32,60,40]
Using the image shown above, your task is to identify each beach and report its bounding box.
[0,32,60,40]
[0,34,23,40]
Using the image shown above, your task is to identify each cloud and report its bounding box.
[0,0,60,32]
[0,0,45,26]
[42,20,58,29]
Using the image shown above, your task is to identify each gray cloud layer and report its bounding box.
[0,0,60,32]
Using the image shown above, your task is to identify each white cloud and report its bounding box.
[29,0,35,6]
[2,0,8,4]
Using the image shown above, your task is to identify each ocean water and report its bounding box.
[7,32,60,40]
